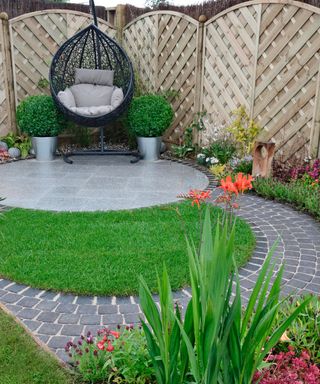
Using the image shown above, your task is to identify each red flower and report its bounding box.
[110,330,120,339]
[106,341,114,352]
[97,341,105,350]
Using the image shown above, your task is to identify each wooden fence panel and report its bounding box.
[201,4,261,145]
[0,13,15,136]
[9,10,116,104]
[201,0,320,161]
[254,2,320,161]
[124,11,199,143]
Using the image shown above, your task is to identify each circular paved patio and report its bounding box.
[0,156,208,211]
[0,160,319,362]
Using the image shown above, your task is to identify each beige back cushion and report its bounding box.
[70,84,114,107]
[74,68,114,86]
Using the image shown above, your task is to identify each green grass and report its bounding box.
[0,308,74,384]
[0,202,255,296]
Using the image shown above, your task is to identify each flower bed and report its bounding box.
[253,159,320,219]
[64,182,319,383]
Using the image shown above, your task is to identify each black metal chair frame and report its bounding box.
[49,0,140,163]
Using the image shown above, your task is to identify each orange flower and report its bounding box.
[110,331,120,339]
[178,189,212,208]
[234,173,253,193]
[219,175,238,195]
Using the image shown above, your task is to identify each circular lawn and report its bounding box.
[0,202,255,295]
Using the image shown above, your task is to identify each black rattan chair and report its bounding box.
[49,0,139,163]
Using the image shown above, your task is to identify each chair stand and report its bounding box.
[62,127,141,164]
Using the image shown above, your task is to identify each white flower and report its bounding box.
[197,153,205,159]
[210,157,219,164]
[206,157,210,163]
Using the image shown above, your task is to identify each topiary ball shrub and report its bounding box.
[16,95,65,137]
[127,94,174,137]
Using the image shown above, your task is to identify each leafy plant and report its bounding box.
[204,139,236,164]
[139,266,186,384]
[233,158,253,174]
[37,77,50,89]
[227,106,260,157]
[253,177,320,219]
[1,132,31,158]
[66,327,155,384]
[253,347,319,383]
[128,95,173,137]
[16,95,65,137]
[139,203,311,384]
[209,163,227,179]
[107,326,155,384]
[145,0,169,8]
[172,113,206,159]
[273,295,320,363]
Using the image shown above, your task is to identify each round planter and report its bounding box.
[30,137,37,156]
[137,136,162,161]
[33,136,57,161]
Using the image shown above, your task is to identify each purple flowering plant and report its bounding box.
[65,325,154,383]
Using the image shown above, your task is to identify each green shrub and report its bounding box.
[233,158,253,174]
[16,95,65,137]
[227,106,260,157]
[204,139,236,164]
[128,94,174,137]
[253,178,320,219]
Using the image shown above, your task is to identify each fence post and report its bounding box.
[310,68,320,158]
[194,14,206,145]
[115,4,126,43]
[0,12,16,135]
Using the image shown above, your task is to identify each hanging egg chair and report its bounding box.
[49,0,139,162]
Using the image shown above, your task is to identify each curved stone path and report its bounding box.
[1,188,320,362]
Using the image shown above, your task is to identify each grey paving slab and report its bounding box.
[0,157,208,211]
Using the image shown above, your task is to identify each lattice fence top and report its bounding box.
[124,11,200,143]
[201,0,320,160]
[10,10,116,103]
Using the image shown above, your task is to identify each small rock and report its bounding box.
[0,141,8,151]
[8,147,21,158]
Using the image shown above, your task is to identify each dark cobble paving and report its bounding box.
[1,192,319,362]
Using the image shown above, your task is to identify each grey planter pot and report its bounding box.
[33,136,57,161]
[137,136,162,161]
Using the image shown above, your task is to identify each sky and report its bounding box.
[69,0,200,8]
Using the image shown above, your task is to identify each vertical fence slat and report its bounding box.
[310,66,320,158]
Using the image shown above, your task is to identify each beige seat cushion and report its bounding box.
[74,68,114,86]
[70,105,115,116]
[70,84,114,107]
[57,88,76,109]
